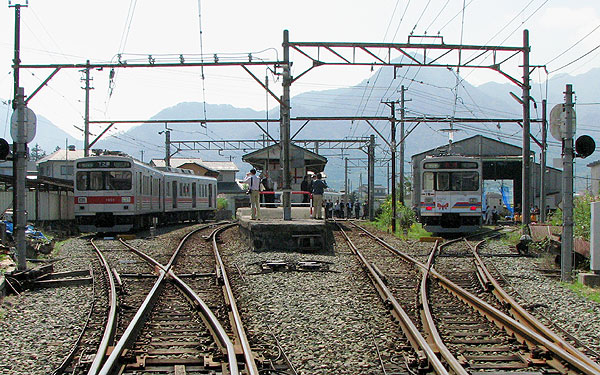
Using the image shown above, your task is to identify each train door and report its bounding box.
[136,172,142,211]
[158,177,162,211]
[192,182,197,208]
[208,183,213,208]
[172,180,178,209]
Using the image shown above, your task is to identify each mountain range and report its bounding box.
[1,64,598,191]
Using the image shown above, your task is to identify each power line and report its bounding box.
[549,42,600,74]
[546,22,600,66]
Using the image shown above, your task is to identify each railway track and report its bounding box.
[334,221,448,374]
[349,222,600,374]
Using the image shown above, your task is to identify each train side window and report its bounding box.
[423,172,435,191]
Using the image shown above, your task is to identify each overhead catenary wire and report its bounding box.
[197,0,208,127]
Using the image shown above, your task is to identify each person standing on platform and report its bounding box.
[354,201,360,219]
[301,175,311,204]
[261,172,274,207]
[243,169,261,220]
[311,173,327,219]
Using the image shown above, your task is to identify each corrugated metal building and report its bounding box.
[411,135,562,211]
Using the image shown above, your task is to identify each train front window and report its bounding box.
[423,172,435,190]
[437,173,450,191]
[451,172,479,191]
[424,171,479,192]
[76,171,132,191]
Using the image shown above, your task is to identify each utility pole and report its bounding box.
[521,29,532,227]
[540,99,547,222]
[345,157,349,219]
[140,150,144,163]
[82,60,92,157]
[368,134,375,220]
[11,2,27,271]
[159,126,171,167]
[562,84,575,282]
[281,30,292,220]
[383,100,397,232]
[399,85,409,206]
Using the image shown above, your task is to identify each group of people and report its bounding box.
[245,169,368,221]
[324,200,365,219]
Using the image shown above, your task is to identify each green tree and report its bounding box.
[375,195,417,235]
[29,143,46,161]
[548,192,599,240]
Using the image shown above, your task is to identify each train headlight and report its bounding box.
[77,197,87,204]
[122,196,131,203]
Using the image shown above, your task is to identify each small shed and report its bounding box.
[588,160,600,196]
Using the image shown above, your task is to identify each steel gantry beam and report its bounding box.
[286,30,536,226]
[168,138,372,155]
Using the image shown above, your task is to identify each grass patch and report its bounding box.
[362,220,431,240]
[48,238,69,258]
[561,281,600,303]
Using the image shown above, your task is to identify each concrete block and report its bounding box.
[578,272,600,288]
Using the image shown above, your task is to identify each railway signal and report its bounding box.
[0,139,10,160]
[575,135,595,158]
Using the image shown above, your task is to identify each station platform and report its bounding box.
[237,207,333,252]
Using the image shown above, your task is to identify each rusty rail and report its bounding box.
[352,222,600,375]
[466,238,600,374]
[420,241,469,375]
[98,223,240,375]
[212,223,260,375]
[87,239,118,375]
[335,222,449,374]
[118,234,240,375]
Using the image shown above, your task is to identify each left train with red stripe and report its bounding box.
[74,153,217,233]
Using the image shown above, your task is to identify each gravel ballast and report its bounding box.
[0,238,94,375]
[220,227,413,375]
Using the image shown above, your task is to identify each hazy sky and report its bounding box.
[1,0,599,139]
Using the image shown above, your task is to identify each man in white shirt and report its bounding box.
[243,169,261,220]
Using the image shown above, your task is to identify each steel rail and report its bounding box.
[87,238,118,375]
[211,223,261,375]
[118,235,239,375]
[352,223,600,375]
[335,222,449,374]
[50,264,96,375]
[98,223,228,375]
[466,238,600,374]
[420,241,469,375]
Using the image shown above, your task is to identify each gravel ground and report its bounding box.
[484,239,600,354]
[220,227,413,375]
[0,238,94,375]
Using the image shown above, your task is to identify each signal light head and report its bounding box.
[0,139,10,160]
[575,135,595,158]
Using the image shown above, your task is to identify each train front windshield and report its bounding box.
[423,171,479,191]
[76,171,132,191]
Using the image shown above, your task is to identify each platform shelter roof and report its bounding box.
[242,143,327,173]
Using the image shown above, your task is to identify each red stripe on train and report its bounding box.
[75,196,134,204]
